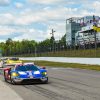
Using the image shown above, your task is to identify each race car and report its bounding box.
[1,57,22,68]
[3,63,48,84]
[0,58,8,67]
[6,57,22,64]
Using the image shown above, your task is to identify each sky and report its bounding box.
[0,0,100,42]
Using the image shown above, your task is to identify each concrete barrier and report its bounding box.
[20,57,100,65]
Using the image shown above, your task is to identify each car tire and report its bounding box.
[10,79,16,85]
[4,71,8,82]
[42,77,48,84]
[4,77,7,82]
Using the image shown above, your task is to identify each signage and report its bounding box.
[81,24,93,31]
[93,26,100,32]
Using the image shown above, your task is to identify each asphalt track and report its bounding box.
[1,67,100,100]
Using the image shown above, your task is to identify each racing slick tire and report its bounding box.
[9,75,16,85]
[4,77,7,82]
[42,77,48,84]
[4,71,8,82]
[10,79,17,85]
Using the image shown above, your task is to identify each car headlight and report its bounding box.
[34,71,40,74]
[11,72,19,77]
[42,72,47,76]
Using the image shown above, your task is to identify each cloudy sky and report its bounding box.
[0,0,100,42]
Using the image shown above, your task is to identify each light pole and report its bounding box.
[50,29,56,52]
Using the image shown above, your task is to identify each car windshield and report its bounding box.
[9,58,19,61]
[15,65,39,71]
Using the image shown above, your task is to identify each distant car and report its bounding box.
[6,57,22,65]
[0,58,8,67]
[1,58,8,62]
[3,63,48,84]
[1,57,22,68]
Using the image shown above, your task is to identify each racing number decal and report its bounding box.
[28,71,33,78]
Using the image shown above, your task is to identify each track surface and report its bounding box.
[1,67,100,100]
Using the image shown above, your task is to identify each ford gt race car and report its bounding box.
[3,63,48,84]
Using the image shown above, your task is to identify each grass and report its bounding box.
[23,60,100,71]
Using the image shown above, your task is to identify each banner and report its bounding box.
[93,26,100,32]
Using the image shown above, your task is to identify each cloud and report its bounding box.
[0,25,27,36]
[0,13,15,25]
[28,0,93,6]
[92,1,100,15]
[0,0,11,6]
[28,0,65,5]
[15,2,23,9]
[0,1,99,25]
[0,0,100,42]
[14,6,78,25]
[13,29,48,41]
[0,6,96,41]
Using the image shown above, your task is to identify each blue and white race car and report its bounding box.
[3,63,48,84]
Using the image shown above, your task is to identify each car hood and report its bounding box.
[18,70,42,78]
[7,60,22,64]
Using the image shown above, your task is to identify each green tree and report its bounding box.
[59,34,66,49]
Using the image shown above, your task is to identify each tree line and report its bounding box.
[0,34,66,56]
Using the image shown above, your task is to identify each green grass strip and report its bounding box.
[23,60,100,71]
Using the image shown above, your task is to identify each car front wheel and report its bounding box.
[41,77,48,84]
